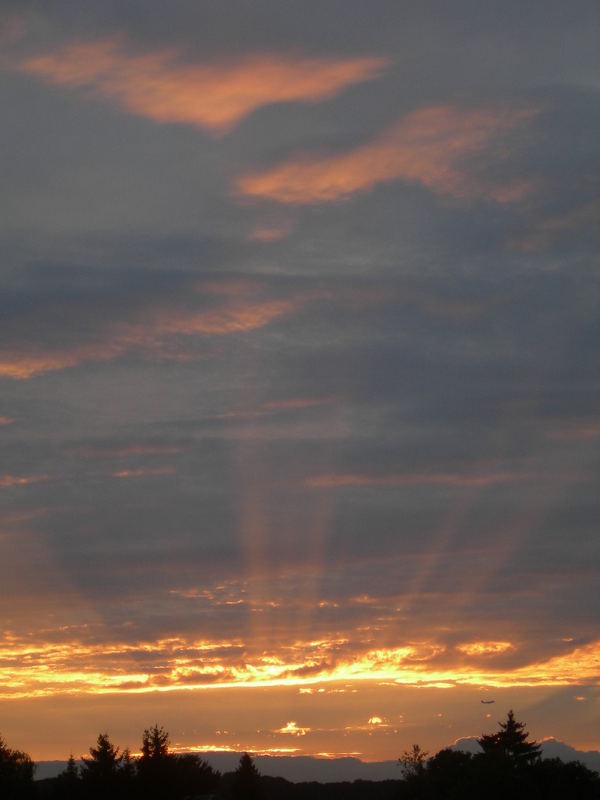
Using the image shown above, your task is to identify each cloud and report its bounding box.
[277,721,310,736]
[0,13,26,44]
[456,641,514,657]
[0,416,14,426]
[248,221,295,242]
[235,104,538,204]
[0,283,309,379]
[110,467,176,479]
[18,36,389,134]
[2,627,598,700]
[547,420,600,441]
[0,473,49,489]
[72,443,186,459]
[512,199,600,252]
[305,470,527,489]
[262,396,338,411]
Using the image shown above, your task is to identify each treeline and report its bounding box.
[394,710,600,800]
[2,712,600,800]
[2,726,225,800]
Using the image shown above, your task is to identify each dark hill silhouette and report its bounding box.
[16,714,600,800]
[34,740,600,782]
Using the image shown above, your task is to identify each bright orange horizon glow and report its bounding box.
[1,632,597,701]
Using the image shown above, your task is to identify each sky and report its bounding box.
[1,0,599,764]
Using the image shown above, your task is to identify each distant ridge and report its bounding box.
[450,737,600,772]
[35,739,600,782]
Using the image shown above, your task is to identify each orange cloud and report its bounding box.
[547,420,600,441]
[0,288,307,379]
[306,471,525,489]
[278,721,310,736]
[262,396,338,411]
[0,344,124,380]
[235,104,538,204]
[248,221,295,242]
[19,37,389,134]
[74,444,185,459]
[457,641,514,657]
[0,415,14,426]
[150,296,299,336]
[111,467,176,479]
[0,473,48,489]
[1,631,598,699]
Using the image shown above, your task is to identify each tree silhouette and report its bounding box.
[141,724,170,760]
[399,743,429,778]
[137,724,175,799]
[232,752,263,800]
[478,709,541,765]
[137,725,220,799]
[55,754,82,799]
[0,734,35,799]
[392,718,599,800]
[119,748,136,796]
[173,753,221,797]
[80,733,122,798]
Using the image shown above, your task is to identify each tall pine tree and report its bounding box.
[478,709,541,765]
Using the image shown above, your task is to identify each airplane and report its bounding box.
[480,699,495,704]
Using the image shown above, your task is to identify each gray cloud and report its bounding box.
[1,0,599,756]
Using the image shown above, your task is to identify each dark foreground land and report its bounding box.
[3,713,600,799]
[30,761,600,800]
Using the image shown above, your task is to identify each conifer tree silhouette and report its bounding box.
[478,709,541,765]
[0,734,35,799]
[80,733,122,798]
[233,752,263,800]
[56,754,82,798]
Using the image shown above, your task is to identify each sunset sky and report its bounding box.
[1,1,599,763]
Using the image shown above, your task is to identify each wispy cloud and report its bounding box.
[72,443,186,459]
[235,105,538,204]
[0,473,49,489]
[546,420,600,441]
[305,470,527,489]
[512,199,600,252]
[0,284,308,379]
[0,13,26,44]
[262,396,338,411]
[110,467,176,479]
[18,37,389,134]
[248,220,295,242]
